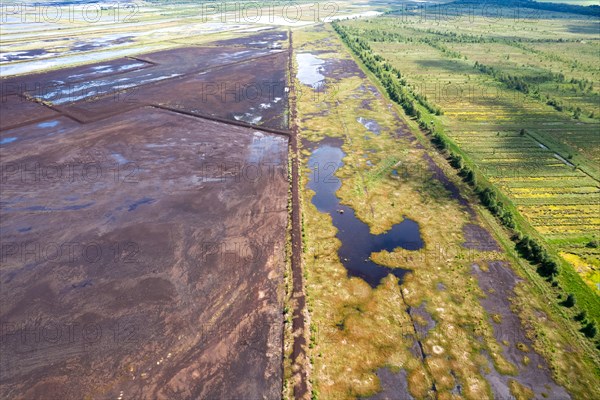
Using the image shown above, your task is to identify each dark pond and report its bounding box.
[307,141,423,288]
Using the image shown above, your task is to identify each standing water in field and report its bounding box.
[296,53,325,88]
[357,117,382,135]
[307,141,423,288]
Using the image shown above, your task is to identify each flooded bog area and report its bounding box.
[306,138,424,287]
[296,53,326,88]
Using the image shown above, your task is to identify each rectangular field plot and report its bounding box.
[0,107,289,399]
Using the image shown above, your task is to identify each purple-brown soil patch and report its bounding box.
[70,35,134,52]
[145,51,287,129]
[300,108,330,123]
[322,57,366,81]
[450,370,463,396]
[207,30,288,49]
[357,117,382,135]
[472,262,570,399]
[0,48,48,62]
[0,95,59,130]
[462,223,501,251]
[360,98,373,110]
[0,107,288,399]
[365,84,380,97]
[422,153,475,217]
[1,35,136,64]
[479,350,514,400]
[15,47,278,108]
[409,302,436,340]
[53,51,288,129]
[1,58,153,88]
[0,116,80,147]
[366,368,414,400]
[5,46,288,130]
[133,46,276,71]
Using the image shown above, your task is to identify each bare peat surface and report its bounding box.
[365,368,414,400]
[2,32,290,130]
[462,223,501,252]
[472,262,571,399]
[0,95,60,130]
[206,30,288,50]
[0,31,290,400]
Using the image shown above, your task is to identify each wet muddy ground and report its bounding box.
[207,30,288,49]
[1,34,136,63]
[366,368,414,400]
[462,223,501,252]
[2,33,289,130]
[472,262,571,399]
[0,31,290,400]
[43,50,289,129]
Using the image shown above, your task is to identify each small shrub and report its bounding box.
[574,311,586,322]
[581,322,597,338]
[561,294,575,308]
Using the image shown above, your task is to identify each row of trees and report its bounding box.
[428,127,597,341]
[474,61,532,93]
[473,61,595,119]
[448,0,600,18]
[475,60,594,92]
[420,37,463,59]
[428,103,599,342]
[333,24,442,116]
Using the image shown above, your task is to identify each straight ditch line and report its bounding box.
[287,29,311,400]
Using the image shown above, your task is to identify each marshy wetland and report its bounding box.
[294,20,599,400]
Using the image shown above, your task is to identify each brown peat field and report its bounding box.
[1,1,599,400]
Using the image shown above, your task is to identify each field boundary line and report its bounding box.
[151,104,292,137]
[287,29,311,400]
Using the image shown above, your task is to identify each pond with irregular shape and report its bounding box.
[307,140,423,287]
[296,53,325,88]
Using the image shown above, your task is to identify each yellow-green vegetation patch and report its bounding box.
[560,252,600,293]
[509,379,535,400]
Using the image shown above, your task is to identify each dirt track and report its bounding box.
[287,30,310,400]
